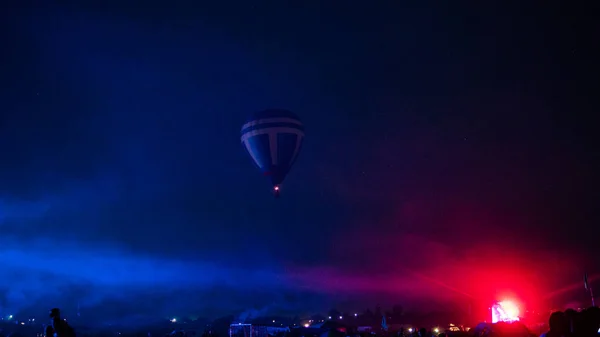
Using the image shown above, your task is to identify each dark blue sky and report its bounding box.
[0,1,598,324]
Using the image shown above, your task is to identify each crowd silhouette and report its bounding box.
[0,306,598,337]
[538,307,600,337]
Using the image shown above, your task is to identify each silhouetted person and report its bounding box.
[45,325,55,337]
[542,311,569,337]
[579,307,600,337]
[564,309,578,336]
[49,308,76,337]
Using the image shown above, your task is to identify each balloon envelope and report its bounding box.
[240,109,304,188]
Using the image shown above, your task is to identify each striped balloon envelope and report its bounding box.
[240,109,304,197]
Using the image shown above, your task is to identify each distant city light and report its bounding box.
[272,320,275,323]
[433,328,439,333]
[304,324,309,328]
[339,316,343,319]
[20,322,25,325]
[408,328,413,332]
[354,313,358,317]
[170,318,177,323]
[328,316,331,319]
[8,315,12,319]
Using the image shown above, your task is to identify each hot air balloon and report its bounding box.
[240,109,304,197]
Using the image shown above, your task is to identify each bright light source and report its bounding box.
[8,315,12,319]
[304,324,310,328]
[491,300,520,323]
[408,328,413,333]
[328,316,332,319]
[433,328,439,333]
[272,320,275,323]
[354,313,357,317]
[170,318,177,323]
[339,316,343,319]
[274,186,279,191]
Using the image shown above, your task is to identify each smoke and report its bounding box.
[283,231,586,313]
[0,236,292,321]
[235,307,271,324]
[0,1,595,326]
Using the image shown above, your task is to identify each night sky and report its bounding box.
[1,1,598,325]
